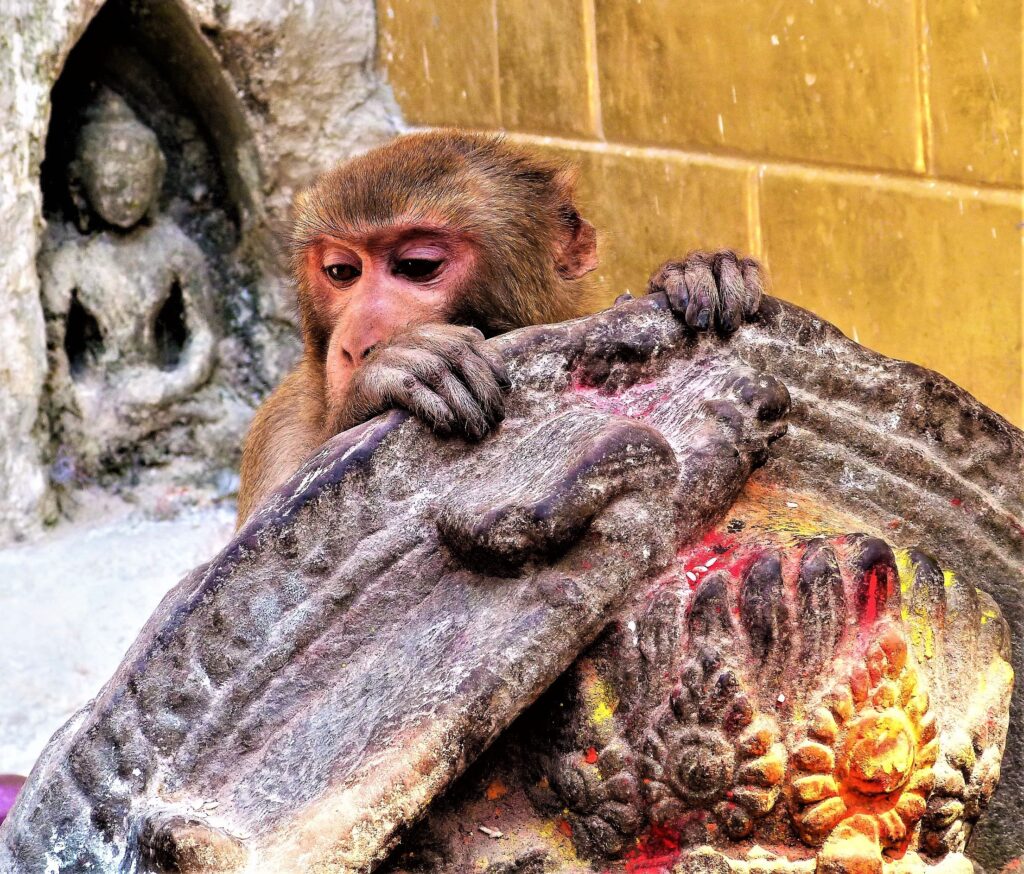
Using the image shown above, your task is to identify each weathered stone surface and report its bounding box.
[381,298,1021,872]
[0,294,789,871]
[740,301,1024,866]
[1,295,1019,872]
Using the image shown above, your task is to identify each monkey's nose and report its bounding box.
[339,340,376,366]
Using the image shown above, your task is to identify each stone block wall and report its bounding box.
[378,0,1023,427]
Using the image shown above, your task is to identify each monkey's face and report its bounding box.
[302,224,478,409]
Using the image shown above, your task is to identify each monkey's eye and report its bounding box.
[323,263,360,284]
[394,259,443,281]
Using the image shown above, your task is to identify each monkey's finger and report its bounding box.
[418,325,486,360]
[415,327,487,374]
[389,325,476,366]
[390,349,491,438]
[683,255,719,331]
[647,262,689,314]
[353,363,450,431]
[344,364,404,421]
[400,378,461,437]
[402,324,509,397]
[379,346,450,384]
[740,257,765,318]
[456,349,507,427]
[354,359,459,436]
[431,369,491,440]
[713,251,745,334]
[471,342,512,392]
[414,338,503,434]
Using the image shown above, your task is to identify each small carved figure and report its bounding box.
[39,91,218,476]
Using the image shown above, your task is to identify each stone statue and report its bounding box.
[38,91,219,477]
[0,294,1018,874]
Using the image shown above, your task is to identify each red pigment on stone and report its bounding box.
[676,529,742,574]
[584,747,599,765]
[863,569,879,624]
[859,566,894,626]
[630,390,673,420]
[567,378,667,420]
[623,821,685,873]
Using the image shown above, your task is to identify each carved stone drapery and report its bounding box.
[0,295,1019,873]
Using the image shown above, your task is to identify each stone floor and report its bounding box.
[0,493,235,775]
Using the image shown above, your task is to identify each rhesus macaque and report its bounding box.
[237,131,765,522]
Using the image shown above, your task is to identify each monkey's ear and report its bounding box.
[556,213,598,280]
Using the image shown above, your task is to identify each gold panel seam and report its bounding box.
[486,129,1024,206]
[491,0,502,126]
[747,165,764,262]
[914,0,936,175]
[581,0,604,140]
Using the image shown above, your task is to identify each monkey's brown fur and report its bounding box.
[291,130,600,343]
[239,131,599,522]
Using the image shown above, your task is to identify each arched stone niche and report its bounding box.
[36,0,291,494]
[0,0,396,541]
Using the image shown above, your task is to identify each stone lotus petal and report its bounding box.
[790,617,936,849]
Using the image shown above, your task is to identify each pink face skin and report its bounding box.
[304,225,477,409]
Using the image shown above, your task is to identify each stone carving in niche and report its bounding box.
[40,92,220,475]
[0,295,1018,874]
[36,0,297,497]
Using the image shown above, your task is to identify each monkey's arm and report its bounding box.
[237,359,326,524]
[647,249,765,333]
[332,323,510,441]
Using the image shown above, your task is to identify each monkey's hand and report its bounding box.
[647,250,766,334]
[337,324,510,440]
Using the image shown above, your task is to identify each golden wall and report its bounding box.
[377,0,1023,426]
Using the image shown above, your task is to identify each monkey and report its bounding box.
[237,130,765,523]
